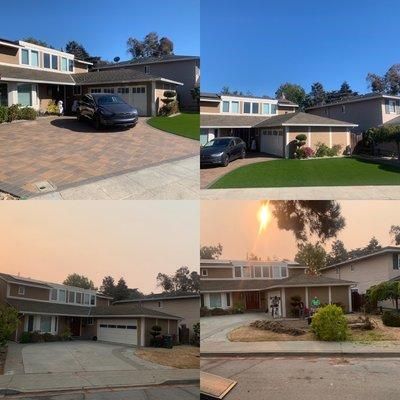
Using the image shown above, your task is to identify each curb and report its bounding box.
[0,378,200,397]
[201,351,400,358]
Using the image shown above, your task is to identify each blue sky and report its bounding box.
[201,0,400,96]
[1,0,199,61]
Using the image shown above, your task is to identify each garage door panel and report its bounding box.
[260,129,284,157]
[97,319,138,345]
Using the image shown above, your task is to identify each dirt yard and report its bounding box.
[134,345,200,369]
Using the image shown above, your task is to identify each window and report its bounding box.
[50,289,58,301]
[127,325,137,329]
[234,267,241,277]
[43,53,51,68]
[144,66,150,74]
[69,291,75,303]
[59,290,66,302]
[27,315,34,332]
[281,266,288,278]
[68,59,74,72]
[108,324,116,328]
[271,104,277,114]
[90,88,101,93]
[40,316,52,333]
[243,266,251,278]
[31,51,39,67]
[103,88,115,93]
[341,105,346,113]
[252,103,259,114]
[262,266,270,278]
[262,103,270,114]
[243,102,251,114]
[0,84,7,107]
[76,292,82,304]
[84,317,94,325]
[389,100,396,113]
[226,293,230,307]
[201,269,208,276]
[51,55,58,70]
[335,267,340,274]
[21,49,29,65]
[231,101,239,113]
[272,266,281,278]
[118,87,129,94]
[17,84,32,107]
[222,101,229,112]
[90,295,95,306]
[158,301,163,308]
[84,293,90,305]
[100,324,107,328]
[18,286,25,295]
[393,254,400,270]
[350,265,354,272]
[209,293,222,308]
[254,266,262,278]
[61,57,68,71]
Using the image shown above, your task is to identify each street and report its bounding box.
[201,356,400,399]
[6,385,199,400]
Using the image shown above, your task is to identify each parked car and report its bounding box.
[77,93,138,130]
[200,137,246,167]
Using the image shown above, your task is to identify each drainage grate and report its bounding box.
[33,180,56,193]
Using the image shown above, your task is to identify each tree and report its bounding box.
[220,87,244,96]
[247,252,261,261]
[23,37,53,48]
[63,274,95,290]
[114,278,130,301]
[271,201,345,243]
[200,243,223,259]
[127,32,174,59]
[309,82,326,106]
[326,240,348,265]
[100,276,115,298]
[366,73,386,93]
[367,281,400,310]
[156,273,174,292]
[366,125,400,160]
[365,236,382,252]
[156,267,199,293]
[384,64,400,95]
[294,242,327,275]
[65,41,90,60]
[275,83,305,109]
[390,225,400,245]
[0,306,19,346]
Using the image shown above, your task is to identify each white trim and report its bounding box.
[0,40,22,49]
[201,269,208,277]
[328,286,332,304]
[74,59,93,66]
[94,314,181,320]
[0,77,75,86]
[348,287,352,312]
[200,125,255,128]
[305,287,309,308]
[308,126,311,147]
[281,123,358,127]
[200,98,221,103]
[329,127,333,147]
[281,288,286,318]
[159,78,184,86]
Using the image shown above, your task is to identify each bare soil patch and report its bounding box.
[134,345,199,369]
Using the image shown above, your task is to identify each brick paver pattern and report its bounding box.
[0,116,198,195]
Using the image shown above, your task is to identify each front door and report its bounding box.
[245,291,260,310]
[70,317,81,336]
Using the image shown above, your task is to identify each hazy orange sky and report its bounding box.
[201,201,400,261]
[0,201,199,293]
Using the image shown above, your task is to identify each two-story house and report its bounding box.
[320,246,400,309]
[92,55,200,111]
[200,259,354,316]
[0,273,182,346]
[0,38,188,116]
[200,93,357,157]
[306,93,400,155]
[114,292,200,341]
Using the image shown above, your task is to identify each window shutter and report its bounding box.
[396,100,400,115]
[393,253,399,269]
[385,99,390,114]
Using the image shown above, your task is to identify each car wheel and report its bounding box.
[222,154,229,167]
[76,111,83,122]
[240,148,246,159]
[93,115,102,130]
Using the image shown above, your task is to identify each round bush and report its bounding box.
[311,304,348,341]
[382,311,400,327]
[295,134,307,142]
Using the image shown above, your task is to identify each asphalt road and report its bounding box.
[201,356,400,400]
[7,385,199,400]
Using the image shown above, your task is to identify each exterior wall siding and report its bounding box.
[0,45,19,64]
[9,283,50,300]
[201,267,233,278]
[96,297,110,307]
[201,101,220,113]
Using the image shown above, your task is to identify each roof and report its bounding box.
[383,115,400,126]
[200,92,220,99]
[0,65,75,85]
[220,93,275,100]
[305,93,400,110]
[7,298,91,317]
[91,304,181,319]
[94,55,199,70]
[253,112,358,128]
[277,98,299,107]
[72,68,182,86]
[268,275,355,288]
[114,292,199,304]
[200,114,268,128]
[321,246,400,271]
[0,273,51,289]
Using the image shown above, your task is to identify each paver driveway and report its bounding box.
[0,116,198,197]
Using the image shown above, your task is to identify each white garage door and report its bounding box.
[97,319,138,345]
[260,129,284,157]
[117,86,148,116]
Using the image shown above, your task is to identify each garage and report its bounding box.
[260,128,284,157]
[97,318,138,345]
[116,86,148,116]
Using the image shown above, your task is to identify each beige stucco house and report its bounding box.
[0,273,182,346]
[200,259,354,316]
[200,92,358,157]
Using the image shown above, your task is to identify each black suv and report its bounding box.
[200,137,246,167]
[77,93,138,130]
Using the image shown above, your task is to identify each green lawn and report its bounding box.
[147,112,199,140]
[211,157,400,188]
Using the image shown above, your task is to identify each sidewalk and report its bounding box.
[0,369,199,394]
[201,340,400,357]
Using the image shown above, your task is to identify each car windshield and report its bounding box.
[96,95,125,105]
[204,138,231,147]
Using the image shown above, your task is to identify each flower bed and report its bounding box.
[0,104,37,123]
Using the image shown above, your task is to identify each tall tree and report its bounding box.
[275,83,306,108]
[365,236,382,252]
[65,41,90,60]
[156,267,199,293]
[366,73,386,93]
[309,82,326,106]
[390,225,400,245]
[127,32,174,59]
[156,273,174,292]
[271,201,345,243]
[247,252,261,261]
[100,276,115,298]
[23,37,53,48]
[159,37,174,55]
[338,81,353,97]
[200,243,223,259]
[63,274,95,290]
[114,278,130,301]
[384,64,400,95]
[294,243,327,275]
[326,240,348,265]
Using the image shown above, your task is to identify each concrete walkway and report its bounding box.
[201,185,400,200]
[34,156,199,200]
[201,340,400,357]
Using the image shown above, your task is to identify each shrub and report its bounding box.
[192,322,200,347]
[210,307,229,316]
[150,335,164,347]
[159,90,179,116]
[382,310,400,327]
[20,332,31,344]
[150,325,162,339]
[296,146,315,159]
[42,332,58,342]
[17,107,37,121]
[7,104,20,122]
[200,307,211,317]
[59,328,72,341]
[315,142,330,157]
[30,331,45,343]
[232,301,245,314]
[0,306,19,347]
[46,101,59,115]
[327,144,342,157]
[311,304,348,341]
[0,106,8,123]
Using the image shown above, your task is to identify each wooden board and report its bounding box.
[201,371,237,399]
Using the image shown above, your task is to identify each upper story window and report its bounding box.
[157,301,163,308]
[243,102,251,114]
[281,266,288,278]
[254,266,262,278]
[393,254,400,270]
[341,105,346,113]
[84,293,90,305]
[18,286,25,295]
[50,288,57,300]
[222,101,229,113]
[90,295,95,305]
[201,269,208,276]
[243,266,251,278]
[69,291,75,303]
[262,266,270,278]
[43,53,50,68]
[76,292,82,304]
[61,57,68,72]
[69,59,74,72]
[271,104,277,115]
[262,103,270,114]
[231,101,239,113]
[21,49,29,65]
[234,267,241,277]
[252,103,259,114]
[51,55,58,70]
[59,290,66,302]
[31,51,39,67]
[144,66,150,74]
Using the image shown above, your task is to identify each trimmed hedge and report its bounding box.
[382,310,400,327]
[0,104,37,123]
[311,304,348,341]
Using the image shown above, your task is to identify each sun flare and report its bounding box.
[257,201,271,234]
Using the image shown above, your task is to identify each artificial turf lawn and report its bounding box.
[210,157,400,188]
[147,112,199,140]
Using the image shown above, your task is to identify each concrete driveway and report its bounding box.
[201,313,266,343]
[0,116,198,198]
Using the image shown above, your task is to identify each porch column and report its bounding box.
[348,287,352,313]
[308,126,311,147]
[346,129,350,147]
[167,319,170,334]
[329,127,333,147]
[151,81,156,116]
[305,287,309,308]
[281,288,286,318]
[328,286,332,304]
[284,127,290,158]
[7,82,17,106]
[140,317,146,346]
